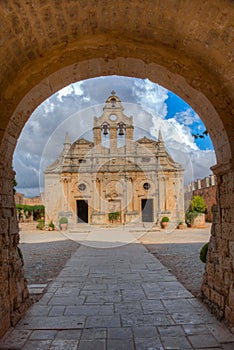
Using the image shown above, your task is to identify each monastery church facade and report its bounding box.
[45,92,184,227]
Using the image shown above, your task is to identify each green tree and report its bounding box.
[190,195,207,213]
[16,204,45,220]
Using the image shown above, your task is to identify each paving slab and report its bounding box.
[1,235,234,350]
[107,338,135,350]
[16,316,86,330]
[49,339,79,350]
[29,330,58,340]
[78,339,106,350]
[23,340,52,350]
[161,335,192,349]
[28,284,47,295]
[108,327,133,339]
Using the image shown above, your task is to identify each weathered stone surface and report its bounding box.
[202,167,234,327]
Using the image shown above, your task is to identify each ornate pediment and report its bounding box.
[137,136,157,145]
[73,138,94,146]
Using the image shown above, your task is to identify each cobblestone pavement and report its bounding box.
[1,228,234,350]
[19,232,80,285]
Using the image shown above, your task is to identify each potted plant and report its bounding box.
[59,216,68,230]
[185,196,207,228]
[177,220,185,229]
[36,218,45,230]
[48,220,55,231]
[108,211,120,223]
[161,216,169,229]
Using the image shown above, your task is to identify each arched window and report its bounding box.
[101,122,110,147]
[101,122,110,135]
[110,98,116,107]
[118,122,126,136]
[117,122,126,148]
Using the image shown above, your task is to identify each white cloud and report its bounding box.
[149,114,198,151]
[57,82,85,101]
[167,147,216,185]
[132,79,168,118]
[137,109,216,184]
[173,108,200,126]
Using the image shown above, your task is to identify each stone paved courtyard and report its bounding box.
[19,223,211,298]
[1,229,234,350]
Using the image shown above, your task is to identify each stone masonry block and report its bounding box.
[201,283,211,299]
[222,223,233,240]
[221,208,231,223]
[210,289,225,308]
[0,218,9,234]
[220,193,230,209]
[225,305,234,324]
[229,241,234,260]
[224,272,232,289]
[206,262,215,278]
[228,282,234,309]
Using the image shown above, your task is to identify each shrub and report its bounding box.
[161,216,169,222]
[16,204,45,220]
[190,196,207,213]
[185,210,203,226]
[36,219,45,230]
[200,242,209,263]
[108,212,120,222]
[49,220,55,230]
[59,217,68,224]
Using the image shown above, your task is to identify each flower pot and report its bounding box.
[177,224,184,229]
[60,223,67,231]
[161,221,169,229]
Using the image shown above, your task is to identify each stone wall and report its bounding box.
[0,170,31,337]
[185,175,217,222]
[202,164,234,328]
[14,192,43,206]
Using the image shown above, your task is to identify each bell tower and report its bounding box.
[93,91,134,153]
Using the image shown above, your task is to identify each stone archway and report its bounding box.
[0,0,233,336]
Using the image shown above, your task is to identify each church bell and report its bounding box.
[103,127,108,135]
[118,122,125,136]
[118,128,124,136]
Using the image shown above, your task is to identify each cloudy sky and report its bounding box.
[13,76,216,197]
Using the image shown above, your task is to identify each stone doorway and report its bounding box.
[141,198,154,222]
[77,200,89,224]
